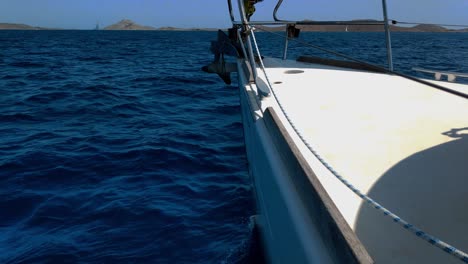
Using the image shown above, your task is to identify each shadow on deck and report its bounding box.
[355,128,468,263]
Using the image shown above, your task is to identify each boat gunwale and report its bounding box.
[262,106,374,264]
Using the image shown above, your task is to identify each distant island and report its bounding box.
[0,23,47,30]
[0,19,216,31]
[0,19,467,32]
[259,20,468,33]
[103,20,215,31]
[103,19,156,30]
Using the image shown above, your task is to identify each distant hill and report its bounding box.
[104,19,156,30]
[0,23,44,30]
[157,26,180,31]
[1,19,466,32]
[410,24,449,32]
[157,26,217,31]
[257,20,468,33]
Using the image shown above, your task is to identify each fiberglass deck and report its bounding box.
[255,57,468,263]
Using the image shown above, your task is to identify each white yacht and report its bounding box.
[204,1,468,263]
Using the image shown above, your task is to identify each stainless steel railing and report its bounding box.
[237,0,259,82]
[226,0,394,70]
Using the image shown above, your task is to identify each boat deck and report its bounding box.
[254,57,468,263]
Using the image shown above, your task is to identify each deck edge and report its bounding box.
[263,106,374,264]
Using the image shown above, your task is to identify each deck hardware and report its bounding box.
[287,24,300,38]
[202,30,239,84]
[413,67,468,83]
[284,70,304,74]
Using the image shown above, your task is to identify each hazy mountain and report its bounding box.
[103,19,156,30]
[1,19,466,32]
[0,23,44,30]
[257,20,468,32]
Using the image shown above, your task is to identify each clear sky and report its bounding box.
[0,0,467,29]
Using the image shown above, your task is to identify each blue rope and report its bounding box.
[249,27,468,263]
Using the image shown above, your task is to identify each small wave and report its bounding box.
[95,60,112,65]
[132,76,160,82]
[102,147,188,164]
[110,102,149,115]
[9,61,46,68]
[26,72,66,81]
[25,92,69,103]
[214,104,241,116]
[77,56,104,62]
[160,75,200,84]
[24,195,79,228]
[222,216,266,264]
[4,80,27,86]
[78,84,122,100]
[84,84,112,92]
[117,49,139,56]
[95,75,114,80]
[0,193,46,227]
[1,75,21,80]
[24,131,63,141]
[0,113,40,122]
[156,86,210,99]
[26,51,51,55]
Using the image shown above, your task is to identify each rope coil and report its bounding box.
[248,26,468,263]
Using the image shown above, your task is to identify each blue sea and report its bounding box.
[0,30,467,263]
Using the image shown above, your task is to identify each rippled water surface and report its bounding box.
[0,30,466,263]
[0,30,253,263]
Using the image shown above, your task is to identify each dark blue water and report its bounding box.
[0,30,466,263]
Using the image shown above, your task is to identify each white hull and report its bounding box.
[238,59,371,263]
[237,57,468,263]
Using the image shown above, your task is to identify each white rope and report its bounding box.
[248,27,468,263]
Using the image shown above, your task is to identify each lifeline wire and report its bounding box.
[249,26,468,263]
[254,26,468,100]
